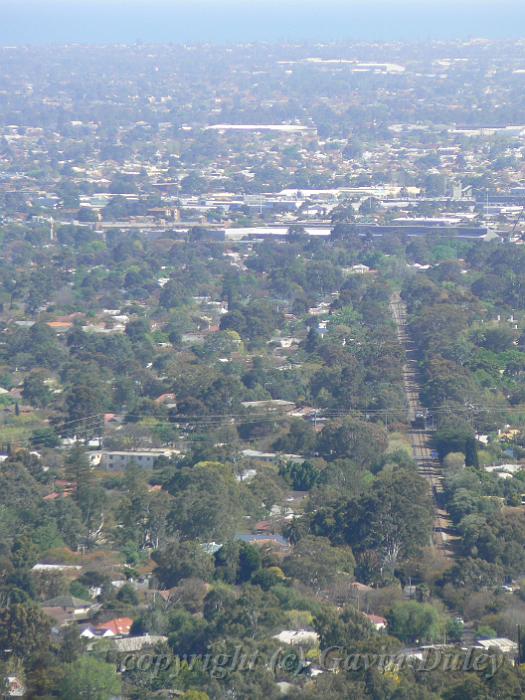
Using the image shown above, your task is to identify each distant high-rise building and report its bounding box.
[452,182,463,200]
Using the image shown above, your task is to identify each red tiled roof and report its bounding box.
[47,321,73,329]
[154,393,177,404]
[350,581,373,591]
[364,613,387,626]
[104,413,121,423]
[55,480,77,489]
[95,617,133,636]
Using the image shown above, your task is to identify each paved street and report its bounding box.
[391,293,458,556]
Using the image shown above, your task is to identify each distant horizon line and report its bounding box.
[2,37,525,47]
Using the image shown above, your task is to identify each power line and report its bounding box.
[9,398,525,453]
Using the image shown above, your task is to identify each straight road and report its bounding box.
[390,293,457,556]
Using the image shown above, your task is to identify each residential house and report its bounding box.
[476,638,518,655]
[81,617,134,639]
[154,393,177,408]
[240,449,303,463]
[273,629,320,646]
[236,533,291,550]
[88,448,178,470]
[42,595,93,614]
[111,635,168,653]
[364,613,388,631]
[42,595,96,626]
[4,676,25,697]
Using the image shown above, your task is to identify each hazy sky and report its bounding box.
[2,1,525,43]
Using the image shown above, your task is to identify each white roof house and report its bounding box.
[477,638,518,655]
[273,629,320,646]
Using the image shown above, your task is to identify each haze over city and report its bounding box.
[3,1,525,698]
[3,0,525,43]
